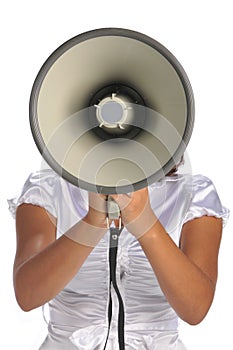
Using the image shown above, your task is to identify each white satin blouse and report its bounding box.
[8,169,229,350]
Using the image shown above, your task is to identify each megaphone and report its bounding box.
[29,28,194,199]
[29,30,195,349]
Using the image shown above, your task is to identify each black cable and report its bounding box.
[103,227,125,350]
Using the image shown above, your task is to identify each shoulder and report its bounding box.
[22,168,59,190]
[182,173,229,226]
[8,168,60,219]
[188,174,220,202]
[191,174,214,187]
[162,173,217,195]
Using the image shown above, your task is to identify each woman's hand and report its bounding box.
[110,188,157,239]
[83,192,109,229]
[66,192,109,248]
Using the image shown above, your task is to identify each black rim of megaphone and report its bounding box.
[29,27,195,194]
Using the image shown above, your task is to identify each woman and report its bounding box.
[9,165,229,349]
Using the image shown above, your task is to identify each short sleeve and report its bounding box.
[184,175,229,227]
[8,169,58,219]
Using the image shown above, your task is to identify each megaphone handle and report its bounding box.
[107,196,121,229]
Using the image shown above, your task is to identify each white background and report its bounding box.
[1,0,232,349]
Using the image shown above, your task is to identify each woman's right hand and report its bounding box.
[83,192,109,229]
[66,192,109,248]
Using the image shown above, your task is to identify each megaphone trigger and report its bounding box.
[107,196,121,229]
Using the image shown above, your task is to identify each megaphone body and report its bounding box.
[29,28,194,201]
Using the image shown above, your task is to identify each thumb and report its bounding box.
[109,194,131,210]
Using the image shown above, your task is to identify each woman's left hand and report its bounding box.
[110,188,157,239]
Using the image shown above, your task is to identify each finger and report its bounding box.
[88,192,107,212]
[110,194,131,209]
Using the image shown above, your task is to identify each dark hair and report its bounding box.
[166,155,184,177]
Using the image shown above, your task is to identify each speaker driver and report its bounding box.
[88,84,145,140]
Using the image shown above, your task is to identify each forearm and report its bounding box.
[138,221,215,325]
[14,219,107,311]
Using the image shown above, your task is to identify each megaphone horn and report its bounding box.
[29,28,194,197]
